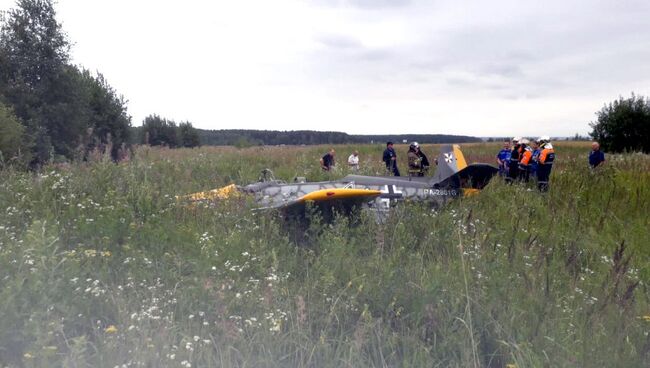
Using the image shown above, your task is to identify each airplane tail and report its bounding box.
[430,144,498,190]
[430,144,468,184]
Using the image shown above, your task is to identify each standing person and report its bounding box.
[518,139,533,182]
[407,142,430,177]
[589,142,606,168]
[507,137,522,183]
[383,141,400,176]
[496,141,511,177]
[320,148,335,171]
[417,144,430,174]
[407,142,422,177]
[347,150,359,172]
[530,140,541,179]
[536,136,555,191]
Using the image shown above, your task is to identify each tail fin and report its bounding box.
[430,144,498,189]
[430,144,468,184]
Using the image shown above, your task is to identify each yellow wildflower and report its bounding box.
[101,251,112,257]
[23,352,34,359]
[84,249,97,257]
[506,364,517,368]
[105,325,118,333]
[642,315,650,322]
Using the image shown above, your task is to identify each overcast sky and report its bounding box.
[3,0,650,136]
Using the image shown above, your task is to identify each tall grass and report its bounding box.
[0,142,648,367]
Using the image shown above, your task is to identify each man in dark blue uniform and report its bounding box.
[496,141,511,177]
[589,142,605,168]
[506,137,521,183]
[530,140,541,179]
[383,141,400,176]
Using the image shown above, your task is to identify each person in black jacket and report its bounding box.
[536,136,555,192]
[507,137,522,183]
[383,141,400,176]
[320,149,335,171]
[417,145,430,174]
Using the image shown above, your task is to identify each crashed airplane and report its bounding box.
[182,145,498,219]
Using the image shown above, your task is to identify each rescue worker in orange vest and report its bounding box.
[536,135,555,192]
[506,137,522,183]
[518,138,533,182]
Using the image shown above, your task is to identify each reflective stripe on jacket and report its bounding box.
[520,149,533,165]
[539,146,555,165]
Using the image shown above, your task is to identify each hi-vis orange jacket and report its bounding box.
[538,144,555,164]
[520,147,533,165]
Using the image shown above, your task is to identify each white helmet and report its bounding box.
[520,138,530,145]
[410,141,419,149]
[538,135,550,143]
[512,136,521,143]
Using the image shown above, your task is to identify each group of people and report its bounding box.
[320,138,607,193]
[496,137,607,192]
[320,141,431,177]
[319,149,360,172]
[383,141,430,177]
[496,136,555,191]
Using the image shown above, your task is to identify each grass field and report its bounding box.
[1,142,649,367]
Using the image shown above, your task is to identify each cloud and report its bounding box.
[347,0,412,9]
[315,33,364,49]
[305,0,650,121]
[46,0,650,136]
[312,0,412,9]
[480,64,523,79]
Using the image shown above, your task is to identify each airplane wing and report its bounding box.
[434,164,499,190]
[177,184,240,201]
[299,188,382,202]
[260,188,382,213]
[456,164,499,189]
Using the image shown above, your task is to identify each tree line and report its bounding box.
[134,127,484,148]
[197,129,483,146]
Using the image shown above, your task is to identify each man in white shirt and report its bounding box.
[347,150,359,172]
